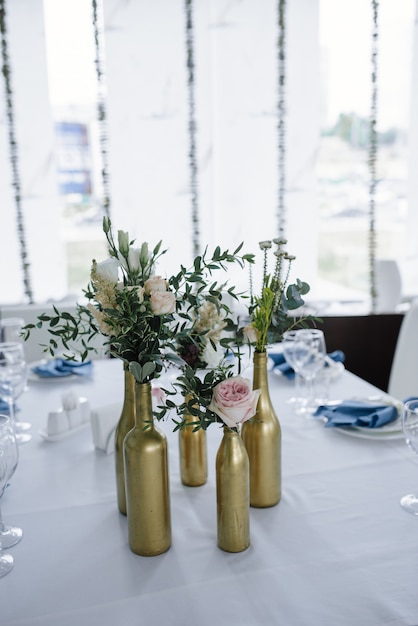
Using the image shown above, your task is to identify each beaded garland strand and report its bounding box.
[277,0,287,241]
[92,0,111,219]
[368,0,379,313]
[185,0,200,258]
[0,0,34,303]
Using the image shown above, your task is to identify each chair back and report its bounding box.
[387,298,418,400]
[375,259,402,313]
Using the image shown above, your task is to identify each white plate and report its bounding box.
[327,395,404,440]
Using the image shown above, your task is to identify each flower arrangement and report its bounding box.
[158,237,315,432]
[23,218,254,385]
[174,298,232,371]
[161,361,261,432]
[242,238,312,353]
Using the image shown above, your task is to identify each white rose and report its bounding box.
[96,258,120,283]
[144,276,168,295]
[149,290,176,315]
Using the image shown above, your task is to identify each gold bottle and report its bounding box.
[123,381,171,556]
[179,394,207,486]
[216,426,250,552]
[114,362,136,515]
[241,351,281,507]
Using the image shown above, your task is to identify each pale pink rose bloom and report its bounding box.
[152,385,166,410]
[96,258,120,283]
[149,290,176,315]
[208,377,261,429]
[243,324,259,344]
[144,276,168,295]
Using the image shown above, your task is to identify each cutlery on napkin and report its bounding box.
[313,399,398,428]
[32,358,93,378]
[269,349,345,380]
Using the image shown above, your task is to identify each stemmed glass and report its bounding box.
[297,329,327,413]
[0,318,25,344]
[0,343,31,444]
[0,413,21,577]
[282,329,327,414]
[400,398,418,515]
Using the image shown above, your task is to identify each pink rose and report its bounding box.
[243,324,259,344]
[149,290,176,315]
[144,276,168,295]
[208,377,261,429]
[152,385,166,410]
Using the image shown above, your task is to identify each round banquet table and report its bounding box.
[1,358,418,626]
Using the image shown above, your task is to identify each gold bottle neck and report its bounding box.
[134,381,154,428]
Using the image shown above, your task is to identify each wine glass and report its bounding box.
[281,329,313,412]
[282,329,327,414]
[0,343,31,444]
[0,413,21,576]
[297,329,327,414]
[0,452,14,576]
[400,398,418,515]
[0,318,25,344]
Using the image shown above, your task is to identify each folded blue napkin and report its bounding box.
[0,399,8,413]
[269,349,345,380]
[313,400,398,429]
[32,358,93,378]
[0,399,19,414]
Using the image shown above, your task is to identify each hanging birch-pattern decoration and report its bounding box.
[185,0,200,258]
[0,0,34,303]
[277,0,287,240]
[92,0,111,219]
[368,0,379,312]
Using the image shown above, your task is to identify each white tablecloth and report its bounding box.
[2,358,418,626]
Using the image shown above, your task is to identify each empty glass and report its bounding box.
[400,398,418,515]
[0,414,21,576]
[0,343,31,444]
[282,328,327,414]
[0,318,25,344]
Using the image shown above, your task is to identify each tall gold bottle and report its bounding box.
[241,351,281,507]
[114,362,136,515]
[123,381,171,556]
[179,394,207,486]
[216,426,250,552]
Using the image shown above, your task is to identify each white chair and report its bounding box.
[0,302,107,363]
[387,298,418,401]
[375,259,402,313]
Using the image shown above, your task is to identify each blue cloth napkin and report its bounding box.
[0,399,8,412]
[269,349,345,380]
[0,399,19,414]
[313,400,398,429]
[32,358,93,378]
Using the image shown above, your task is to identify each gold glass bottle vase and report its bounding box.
[216,426,250,553]
[114,362,136,515]
[241,351,281,508]
[123,381,171,556]
[179,394,207,486]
